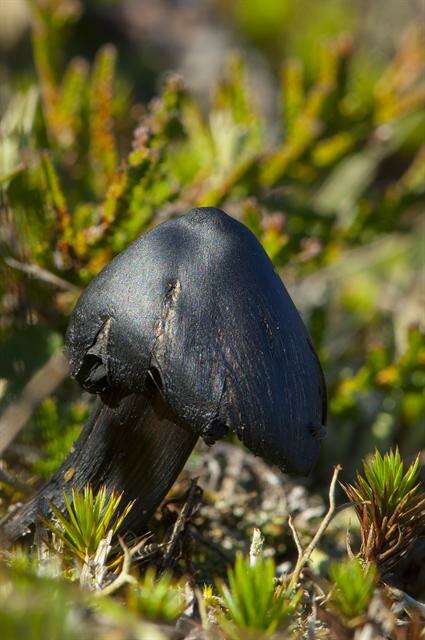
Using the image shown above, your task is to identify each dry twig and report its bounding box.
[288,465,342,591]
[5,257,81,293]
[387,587,425,619]
[96,536,148,597]
[161,479,202,571]
[288,515,303,557]
[0,351,69,456]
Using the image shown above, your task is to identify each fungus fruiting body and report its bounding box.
[5,207,326,541]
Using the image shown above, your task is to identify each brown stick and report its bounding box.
[288,465,341,591]
[0,351,69,456]
[4,257,81,293]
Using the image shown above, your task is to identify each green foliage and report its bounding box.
[45,485,135,562]
[4,9,423,487]
[216,553,301,638]
[0,561,166,640]
[352,448,420,514]
[343,448,425,574]
[327,324,425,474]
[4,4,424,289]
[89,45,118,195]
[330,559,377,620]
[0,564,85,640]
[1,2,424,636]
[227,0,357,80]
[28,398,87,478]
[127,567,186,623]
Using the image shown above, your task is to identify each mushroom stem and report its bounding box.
[3,385,198,543]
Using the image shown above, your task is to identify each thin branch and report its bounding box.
[96,536,147,597]
[161,478,202,570]
[336,499,369,513]
[0,350,69,456]
[288,465,342,592]
[4,257,81,293]
[388,587,425,619]
[345,526,355,560]
[288,515,303,557]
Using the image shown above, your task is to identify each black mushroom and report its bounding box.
[4,207,326,542]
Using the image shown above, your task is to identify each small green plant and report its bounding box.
[0,561,162,640]
[0,564,84,640]
[343,448,425,574]
[1,0,425,637]
[127,567,186,623]
[45,485,134,563]
[216,553,301,639]
[330,559,377,621]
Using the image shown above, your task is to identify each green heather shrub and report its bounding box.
[1,0,423,480]
[0,1,424,638]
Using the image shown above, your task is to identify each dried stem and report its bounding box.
[249,527,265,567]
[0,351,69,457]
[288,515,303,557]
[345,527,355,560]
[4,257,81,293]
[388,587,425,619]
[161,479,202,571]
[96,536,147,597]
[288,465,341,592]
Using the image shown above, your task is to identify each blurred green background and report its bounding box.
[0,0,424,496]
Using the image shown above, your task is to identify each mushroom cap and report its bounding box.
[67,207,326,474]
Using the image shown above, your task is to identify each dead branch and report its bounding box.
[4,257,81,293]
[96,536,148,598]
[387,587,425,619]
[288,515,303,557]
[161,479,202,571]
[0,350,69,456]
[288,465,342,592]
